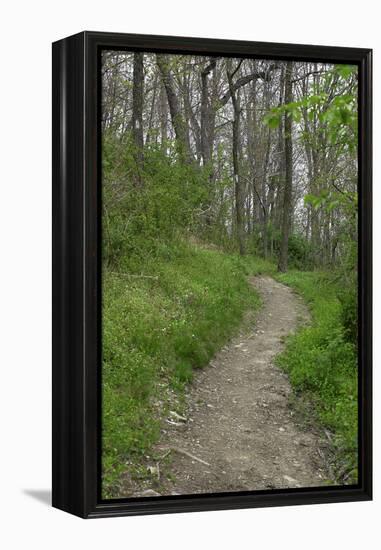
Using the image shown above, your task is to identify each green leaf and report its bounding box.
[326,200,341,212]
[336,64,357,79]
[304,194,321,208]
[264,112,281,128]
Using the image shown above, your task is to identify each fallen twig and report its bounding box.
[157,450,171,462]
[170,447,210,467]
[169,411,187,422]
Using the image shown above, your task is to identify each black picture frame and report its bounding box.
[52,31,372,519]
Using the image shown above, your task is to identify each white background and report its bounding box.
[0,1,378,547]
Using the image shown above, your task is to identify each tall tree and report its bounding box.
[156,54,193,163]
[159,80,168,150]
[278,61,293,272]
[131,52,144,186]
[200,58,218,168]
[227,60,246,255]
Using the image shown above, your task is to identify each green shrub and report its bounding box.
[272,232,314,270]
[102,135,209,266]
[102,241,261,496]
[338,285,358,345]
[275,271,358,483]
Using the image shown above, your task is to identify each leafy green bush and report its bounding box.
[338,285,358,345]
[287,234,314,270]
[271,231,314,270]
[102,134,209,266]
[102,241,261,496]
[275,271,358,483]
[336,239,358,346]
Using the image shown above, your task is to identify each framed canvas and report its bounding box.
[52,31,372,518]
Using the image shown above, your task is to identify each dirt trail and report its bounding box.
[133,276,331,496]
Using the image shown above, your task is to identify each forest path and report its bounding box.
[136,276,330,496]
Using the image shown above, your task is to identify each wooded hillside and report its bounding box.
[102,52,358,274]
[101,51,359,496]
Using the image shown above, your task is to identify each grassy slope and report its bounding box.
[103,245,357,494]
[102,242,273,496]
[275,271,358,483]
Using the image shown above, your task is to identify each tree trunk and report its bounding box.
[201,58,217,168]
[145,72,158,146]
[179,73,202,162]
[131,52,144,186]
[160,80,168,151]
[156,54,193,163]
[227,60,245,255]
[278,61,293,272]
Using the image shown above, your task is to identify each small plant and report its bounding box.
[275,271,358,483]
[102,241,261,496]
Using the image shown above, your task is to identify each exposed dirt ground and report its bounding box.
[127,276,331,497]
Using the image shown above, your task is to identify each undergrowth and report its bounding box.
[102,240,265,497]
[275,271,358,484]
